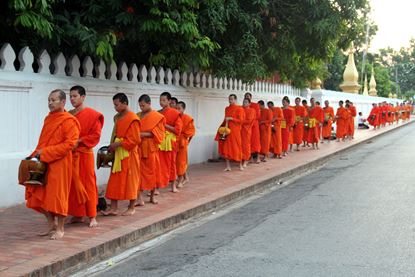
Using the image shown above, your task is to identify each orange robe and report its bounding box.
[293,105,307,145]
[282,107,295,152]
[322,107,335,139]
[25,111,80,216]
[217,104,244,162]
[138,111,165,191]
[367,107,380,127]
[242,107,256,161]
[303,105,310,143]
[68,108,104,218]
[250,102,261,153]
[105,111,141,200]
[348,105,357,137]
[270,107,284,155]
[288,106,295,145]
[159,107,183,187]
[380,106,387,125]
[307,106,324,143]
[335,107,349,139]
[394,106,400,122]
[177,114,196,176]
[259,108,273,155]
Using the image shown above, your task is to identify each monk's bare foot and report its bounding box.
[171,187,179,193]
[69,216,85,224]
[150,198,158,204]
[177,182,184,188]
[135,200,145,207]
[183,177,189,185]
[224,167,231,172]
[101,209,118,216]
[38,227,56,236]
[50,230,64,240]
[121,208,135,216]
[89,218,98,228]
[147,189,160,196]
[296,148,300,151]
[239,165,244,171]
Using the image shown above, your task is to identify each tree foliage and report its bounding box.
[1,0,371,87]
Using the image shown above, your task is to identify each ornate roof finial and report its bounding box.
[369,66,377,96]
[340,42,361,93]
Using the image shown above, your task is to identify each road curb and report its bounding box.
[27,121,414,277]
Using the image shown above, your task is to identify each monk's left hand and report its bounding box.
[108,142,120,152]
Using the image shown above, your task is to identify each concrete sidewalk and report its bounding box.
[0,120,413,277]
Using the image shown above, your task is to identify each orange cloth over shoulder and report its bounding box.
[270,107,283,155]
[281,107,295,152]
[249,102,261,153]
[322,106,335,139]
[25,111,80,216]
[217,104,244,161]
[335,107,349,139]
[347,105,357,137]
[105,111,141,200]
[293,105,307,145]
[177,113,195,176]
[241,107,256,161]
[138,110,165,191]
[259,108,273,155]
[158,107,182,187]
[68,107,104,218]
[307,106,324,143]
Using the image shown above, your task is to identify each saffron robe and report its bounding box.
[322,106,335,139]
[282,107,295,152]
[105,111,141,200]
[307,106,324,143]
[347,105,357,137]
[367,107,380,127]
[241,107,256,161]
[217,104,244,162]
[68,108,104,218]
[177,113,195,176]
[303,104,310,143]
[159,107,182,187]
[259,108,273,155]
[335,107,349,139]
[293,105,307,145]
[25,111,80,216]
[249,102,261,153]
[138,111,165,191]
[270,107,284,155]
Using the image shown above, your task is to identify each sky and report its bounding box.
[369,0,415,52]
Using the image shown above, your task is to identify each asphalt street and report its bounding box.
[98,124,415,277]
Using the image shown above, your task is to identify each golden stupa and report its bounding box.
[369,67,377,96]
[310,77,322,89]
[340,42,361,93]
[362,74,369,96]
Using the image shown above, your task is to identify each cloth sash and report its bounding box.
[112,138,129,173]
[159,131,176,151]
[281,120,287,129]
[295,116,301,123]
[309,118,317,128]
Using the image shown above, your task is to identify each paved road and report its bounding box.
[99,125,415,277]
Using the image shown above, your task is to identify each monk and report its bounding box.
[159,92,183,193]
[217,94,244,171]
[176,101,196,187]
[394,103,400,123]
[307,98,324,149]
[335,100,349,141]
[67,85,104,228]
[135,94,165,205]
[293,97,307,151]
[244,92,261,163]
[322,100,335,142]
[302,99,310,147]
[258,100,273,161]
[345,100,356,139]
[268,101,284,159]
[242,98,256,168]
[281,96,295,156]
[367,103,380,129]
[103,93,141,216]
[380,102,387,127]
[171,97,178,109]
[25,89,80,240]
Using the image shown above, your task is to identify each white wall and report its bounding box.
[0,43,399,208]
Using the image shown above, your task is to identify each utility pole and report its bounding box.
[360,22,370,94]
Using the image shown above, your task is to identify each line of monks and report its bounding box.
[216,93,413,171]
[24,87,195,239]
[367,101,412,128]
